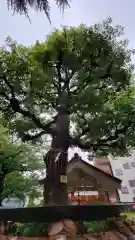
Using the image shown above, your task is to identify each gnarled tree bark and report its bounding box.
[45,105,70,205]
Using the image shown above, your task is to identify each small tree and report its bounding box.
[0,122,44,205]
[0,18,135,205]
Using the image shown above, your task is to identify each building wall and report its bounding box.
[94,154,135,202]
[109,154,135,202]
[94,157,112,174]
[93,156,117,203]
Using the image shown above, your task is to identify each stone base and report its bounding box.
[1,216,135,240]
[51,217,135,240]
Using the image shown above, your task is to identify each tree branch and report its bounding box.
[70,113,135,151]
[10,99,46,129]
[22,130,45,142]
[1,75,54,132]
[62,71,75,96]
[2,75,15,97]
[0,91,10,100]
[0,105,11,113]
[53,80,61,96]
[69,136,111,151]
[56,49,63,84]
[98,120,133,144]
[56,51,74,91]
[12,165,28,172]
[99,63,112,79]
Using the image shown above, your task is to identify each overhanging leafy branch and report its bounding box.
[70,114,135,152]
[0,75,55,135]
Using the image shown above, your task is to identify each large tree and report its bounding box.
[0,122,44,205]
[0,18,135,205]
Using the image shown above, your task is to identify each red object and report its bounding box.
[103,170,112,175]
[68,194,99,203]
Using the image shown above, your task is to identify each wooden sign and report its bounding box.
[60,175,67,183]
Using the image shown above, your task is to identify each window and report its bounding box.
[133,197,135,202]
[115,169,123,176]
[131,162,135,168]
[121,186,129,194]
[129,179,135,187]
[123,163,130,169]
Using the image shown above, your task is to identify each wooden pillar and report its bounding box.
[105,191,110,203]
[98,188,109,203]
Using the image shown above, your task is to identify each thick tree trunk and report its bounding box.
[45,107,70,205]
[43,107,86,236]
[46,151,68,205]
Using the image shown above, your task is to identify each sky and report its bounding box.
[1,0,135,50]
[1,0,135,160]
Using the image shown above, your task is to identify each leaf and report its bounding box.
[0,19,135,156]
[0,123,44,201]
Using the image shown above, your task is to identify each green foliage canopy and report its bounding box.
[0,122,44,201]
[0,18,135,156]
